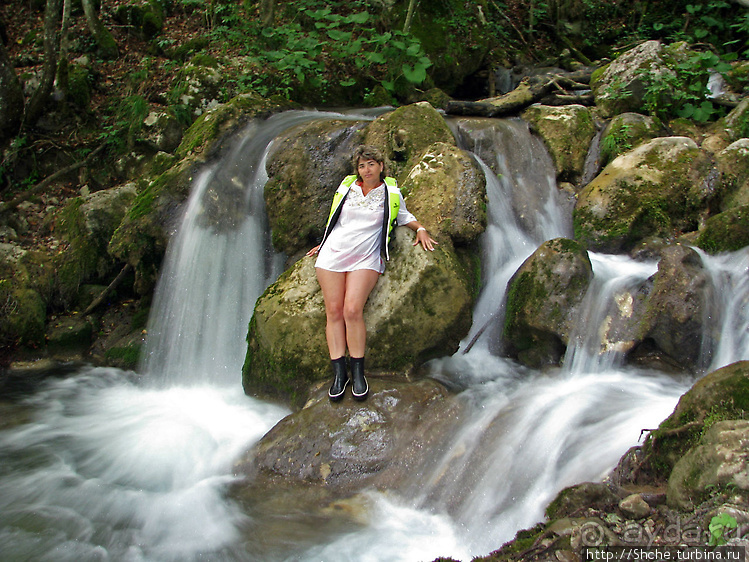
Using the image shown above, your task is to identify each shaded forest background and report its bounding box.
[1,0,748,196]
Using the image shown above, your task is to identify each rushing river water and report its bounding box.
[1,110,747,561]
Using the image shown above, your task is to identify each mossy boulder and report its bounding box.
[503,238,593,368]
[262,118,368,257]
[591,41,702,119]
[242,226,476,407]
[521,104,596,184]
[716,139,749,211]
[114,0,165,40]
[703,98,749,154]
[599,113,664,167]
[574,137,719,253]
[399,142,487,246]
[362,102,456,183]
[641,360,749,482]
[53,184,137,306]
[667,419,749,511]
[695,206,749,254]
[0,245,53,351]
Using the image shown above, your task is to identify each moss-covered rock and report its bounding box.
[111,94,291,294]
[243,226,475,407]
[363,102,456,183]
[716,139,749,212]
[695,206,749,254]
[641,361,749,482]
[667,420,749,511]
[114,0,165,40]
[503,238,593,368]
[521,104,596,184]
[599,113,664,167]
[262,118,368,257]
[399,142,487,245]
[702,98,749,154]
[54,184,137,306]
[574,137,719,253]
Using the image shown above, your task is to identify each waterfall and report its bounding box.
[1,111,748,561]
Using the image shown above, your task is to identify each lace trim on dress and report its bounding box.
[348,183,385,213]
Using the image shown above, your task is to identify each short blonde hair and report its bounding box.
[352,145,387,181]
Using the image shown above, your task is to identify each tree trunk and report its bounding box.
[23,0,63,128]
[56,0,72,93]
[81,0,119,59]
[403,0,418,33]
[0,22,24,143]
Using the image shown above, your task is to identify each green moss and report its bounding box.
[104,344,142,370]
[696,206,749,254]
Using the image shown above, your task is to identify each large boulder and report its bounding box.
[716,139,749,212]
[702,98,749,154]
[637,245,713,371]
[362,102,456,183]
[667,420,749,510]
[398,142,487,246]
[263,118,368,258]
[52,184,136,307]
[521,104,596,184]
[0,245,52,351]
[233,378,462,500]
[111,94,290,294]
[574,137,719,253]
[696,206,749,254]
[591,41,704,119]
[641,361,749,482]
[598,113,664,168]
[503,238,593,368]
[242,227,476,407]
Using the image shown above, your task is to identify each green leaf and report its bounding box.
[367,52,386,64]
[347,12,370,24]
[402,62,427,84]
[327,29,352,41]
[340,78,357,87]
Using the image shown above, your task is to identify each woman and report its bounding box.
[306,145,437,402]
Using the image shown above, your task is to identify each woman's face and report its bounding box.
[357,157,384,184]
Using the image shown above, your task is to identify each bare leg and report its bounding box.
[342,269,380,358]
[316,268,347,360]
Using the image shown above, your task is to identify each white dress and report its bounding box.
[315,181,416,274]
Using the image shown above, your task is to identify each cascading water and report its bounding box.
[1,111,748,561]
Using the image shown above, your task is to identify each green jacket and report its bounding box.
[320,175,402,261]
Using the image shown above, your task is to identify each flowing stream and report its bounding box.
[1,111,748,561]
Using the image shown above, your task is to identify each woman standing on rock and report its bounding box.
[306,145,436,402]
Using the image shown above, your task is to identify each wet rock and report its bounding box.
[263,118,368,257]
[637,245,713,370]
[641,361,749,482]
[503,238,593,368]
[599,113,665,168]
[233,377,462,499]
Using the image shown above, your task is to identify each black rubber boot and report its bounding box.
[350,356,368,401]
[328,357,349,402]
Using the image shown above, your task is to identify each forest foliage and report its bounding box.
[0,0,748,192]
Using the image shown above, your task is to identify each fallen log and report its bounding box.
[446,70,594,118]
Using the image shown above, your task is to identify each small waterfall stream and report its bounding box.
[1,111,748,561]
